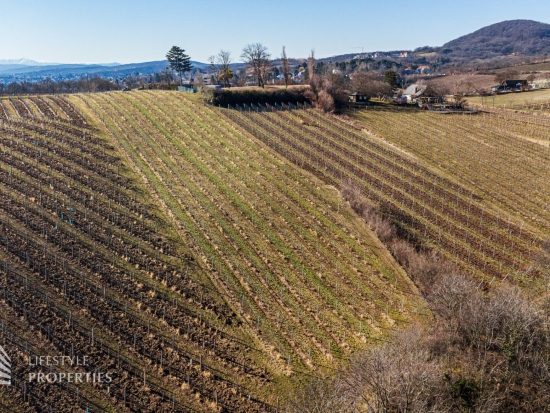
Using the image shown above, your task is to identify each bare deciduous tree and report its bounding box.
[429,274,478,337]
[423,83,451,98]
[217,50,233,87]
[162,66,174,87]
[345,326,444,413]
[208,55,221,85]
[281,46,291,88]
[287,376,355,413]
[494,70,519,84]
[193,72,204,86]
[209,50,233,87]
[241,43,271,88]
[305,74,336,112]
[307,49,315,80]
[316,90,335,112]
[351,72,392,99]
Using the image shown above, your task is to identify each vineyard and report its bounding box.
[217,103,546,287]
[0,92,423,412]
[3,90,542,411]
[353,106,549,282]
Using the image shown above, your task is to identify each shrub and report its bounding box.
[208,88,309,107]
[317,90,335,113]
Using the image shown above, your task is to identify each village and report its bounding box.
[167,47,550,114]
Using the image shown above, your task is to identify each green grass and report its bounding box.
[68,91,427,400]
[467,87,550,109]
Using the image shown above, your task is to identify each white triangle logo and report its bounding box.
[0,344,11,386]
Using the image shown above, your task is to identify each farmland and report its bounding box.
[492,60,550,72]
[0,92,423,412]
[1,89,547,411]
[216,102,545,287]
[0,95,271,412]
[351,106,548,283]
[467,88,550,110]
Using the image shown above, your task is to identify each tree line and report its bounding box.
[0,76,120,95]
[165,43,405,113]
[0,43,401,104]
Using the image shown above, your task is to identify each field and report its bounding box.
[2,89,547,411]
[467,87,550,110]
[214,103,546,286]
[351,106,549,282]
[492,60,550,72]
[0,92,423,412]
[426,74,497,93]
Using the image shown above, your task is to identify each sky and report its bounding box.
[1,0,550,65]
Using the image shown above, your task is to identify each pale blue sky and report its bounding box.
[1,0,549,64]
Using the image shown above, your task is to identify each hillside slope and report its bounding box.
[215,102,543,287]
[350,106,548,285]
[0,92,424,412]
[443,19,550,59]
[73,91,426,406]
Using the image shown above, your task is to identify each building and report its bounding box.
[293,71,305,83]
[348,92,369,104]
[416,65,432,74]
[499,79,528,91]
[402,83,427,101]
[178,85,199,93]
[201,74,213,85]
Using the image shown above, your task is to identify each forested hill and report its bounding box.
[442,19,550,60]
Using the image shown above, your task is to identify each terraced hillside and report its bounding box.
[0,93,422,412]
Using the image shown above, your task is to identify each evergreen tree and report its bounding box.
[166,46,193,86]
[384,70,399,89]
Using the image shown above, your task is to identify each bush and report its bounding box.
[287,376,354,413]
[330,179,550,411]
[341,179,448,290]
[316,90,335,112]
[208,88,309,107]
[345,326,445,413]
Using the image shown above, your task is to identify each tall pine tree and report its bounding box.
[384,70,399,89]
[166,46,193,86]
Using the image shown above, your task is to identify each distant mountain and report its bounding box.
[0,58,57,66]
[0,64,32,72]
[0,59,123,67]
[0,60,207,83]
[442,20,550,60]
[316,20,550,69]
[0,63,105,76]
